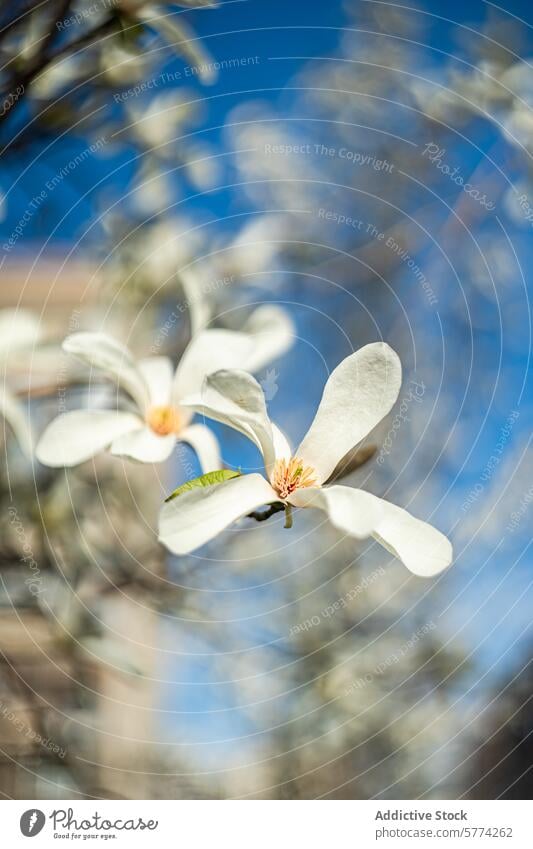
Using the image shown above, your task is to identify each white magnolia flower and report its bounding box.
[0,309,41,456]
[159,343,453,577]
[36,305,293,469]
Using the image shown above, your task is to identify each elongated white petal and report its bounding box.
[159,473,278,555]
[179,423,221,473]
[110,425,176,463]
[137,356,174,406]
[297,343,402,484]
[0,309,41,354]
[36,410,143,467]
[288,485,384,539]
[0,387,33,456]
[63,333,149,412]
[290,484,452,576]
[241,304,295,372]
[181,370,277,470]
[173,329,256,401]
[367,494,453,577]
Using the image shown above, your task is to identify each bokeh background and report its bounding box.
[0,0,532,799]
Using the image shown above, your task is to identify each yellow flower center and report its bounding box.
[147,405,184,436]
[271,456,317,500]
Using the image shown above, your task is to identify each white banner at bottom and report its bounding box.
[3,799,530,847]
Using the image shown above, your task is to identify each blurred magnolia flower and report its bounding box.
[118,2,218,84]
[159,343,453,576]
[500,59,533,108]
[99,43,153,87]
[129,163,175,215]
[225,106,319,208]
[501,103,533,154]
[36,305,294,468]
[0,310,41,456]
[31,55,89,100]
[102,215,204,297]
[141,216,202,277]
[126,90,197,151]
[214,214,287,283]
[176,214,289,335]
[184,143,221,190]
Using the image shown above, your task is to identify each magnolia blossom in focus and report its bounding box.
[36,305,293,469]
[159,343,453,577]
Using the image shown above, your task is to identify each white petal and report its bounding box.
[173,329,255,401]
[0,309,41,354]
[181,370,277,471]
[36,410,143,467]
[180,267,211,334]
[63,333,149,412]
[325,443,378,484]
[288,485,384,539]
[158,473,278,555]
[290,485,453,576]
[367,494,453,577]
[110,425,176,463]
[241,304,295,372]
[272,422,292,461]
[297,343,402,484]
[179,423,221,473]
[172,307,294,403]
[0,387,33,456]
[137,356,174,406]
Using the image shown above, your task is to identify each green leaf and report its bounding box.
[165,469,241,502]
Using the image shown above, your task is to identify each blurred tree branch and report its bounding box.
[0,3,119,127]
[0,0,53,42]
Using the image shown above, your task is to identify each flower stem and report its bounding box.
[284,504,293,529]
[247,502,285,522]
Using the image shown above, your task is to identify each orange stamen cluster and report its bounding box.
[271,457,317,500]
[147,405,184,436]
